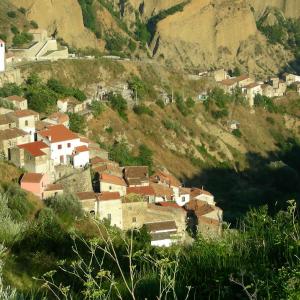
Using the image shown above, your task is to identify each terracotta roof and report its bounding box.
[245,82,261,89]
[77,192,97,201]
[39,124,78,143]
[79,136,90,144]
[74,145,89,153]
[235,74,250,82]
[145,221,177,233]
[6,95,27,103]
[190,187,213,198]
[21,173,44,183]
[100,173,127,186]
[179,187,191,195]
[0,128,28,141]
[0,39,5,44]
[97,191,120,201]
[124,166,149,186]
[18,141,49,157]
[127,185,155,196]
[186,199,216,217]
[91,156,109,165]
[93,164,122,176]
[157,202,183,209]
[48,112,69,123]
[151,170,181,187]
[220,78,237,86]
[44,184,63,191]
[35,120,51,131]
[12,109,38,118]
[150,182,173,200]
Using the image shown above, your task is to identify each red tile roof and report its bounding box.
[39,124,78,143]
[18,141,49,157]
[44,184,63,191]
[6,95,27,103]
[98,192,120,201]
[145,221,177,233]
[190,187,213,198]
[150,182,173,200]
[48,112,69,123]
[158,202,183,209]
[21,173,44,183]
[127,185,155,196]
[100,173,127,186]
[91,156,109,165]
[74,145,89,153]
[77,192,97,201]
[13,109,38,117]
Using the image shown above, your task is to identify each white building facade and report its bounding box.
[0,39,5,72]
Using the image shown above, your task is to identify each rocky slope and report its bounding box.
[10,0,99,48]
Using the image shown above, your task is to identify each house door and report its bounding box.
[60,155,64,164]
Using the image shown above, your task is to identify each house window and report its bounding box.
[25,120,28,126]
[107,213,111,221]
[132,217,136,223]
[109,185,112,190]
[182,196,185,202]
[67,143,71,148]
[58,145,62,150]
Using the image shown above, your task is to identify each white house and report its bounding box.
[73,145,89,168]
[37,124,89,168]
[283,73,300,86]
[0,39,5,73]
[190,187,215,206]
[43,112,69,128]
[5,95,28,110]
[174,187,190,207]
[145,221,178,247]
[245,83,262,107]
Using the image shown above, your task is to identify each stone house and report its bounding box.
[57,97,85,113]
[0,114,16,130]
[5,95,28,110]
[127,186,156,203]
[43,184,64,198]
[99,173,127,196]
[145,221,178,247]
[270,78,287,97]
[76,192,98,214]
[0,128,30,158]
[219,78,238,93]
[37,124,89,168]
[123,166,149,187]
[261,84,275,98]
[213,69,229,82]
[283,73,300,86]
[10,141,54,174]
[96,192,122,228]
[150,182,173,202]
[8,109,39,142]
[185,199,223,236]
[44,112,69,128]
[190,188,216,206]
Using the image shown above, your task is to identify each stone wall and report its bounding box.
[0,69,22,88]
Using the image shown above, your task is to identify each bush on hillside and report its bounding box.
[30,20,38,29]
[45,194,83,223]
[68,113,86,134]
[12,32,33,47]
[90,100,105,117]
[232,129,242,138]
[7,11,17,18]
[155,99,165,109]
[0,83,22,97]
[186,97,195,108]
[107,92,128,120]
[133,104,154,117]
[175,93,190,116]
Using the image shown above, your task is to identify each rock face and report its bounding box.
[10,0,98,48]
[251,0,300,19]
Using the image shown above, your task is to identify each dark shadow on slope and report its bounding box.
[186,138,300,225]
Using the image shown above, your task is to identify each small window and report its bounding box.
[132,217,136,223]
[182,196,185,202]
[58,145,62,150]
[67,143,71,148]
[107,213,111,221]
[109,185,112,190]
[25,120,28,126]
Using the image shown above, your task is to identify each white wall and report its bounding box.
[0,40,5,73]
[73,151,89,168]
[175,193,190,206]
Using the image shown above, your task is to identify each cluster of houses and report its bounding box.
[214,69,300,107]
[0,93,223,247]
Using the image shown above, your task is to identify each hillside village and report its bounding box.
[0,29,300,247]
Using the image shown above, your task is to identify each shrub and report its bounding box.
[105,126,113,134]
[18,7,26,14]
[266,117,275,125]
[45,194,83,223]
[7,11,17,18]
[212,109,229,119]
[68,113,86,134]
[91,100,105,117]
[128,76,148,100]
[0,83,22,97]
[128,40,137,52]
[0,34,7,42]
[175,93,189,116]
[30,20,38,29]
[107,92,128,120]
[12,32,33,47]
[155,99,165,109]
[72,88,87,102]
[186,97,195,108]
[232,129,242,138]
[105,34,127,52]
[11,26,19,35]
[133,104,154,117]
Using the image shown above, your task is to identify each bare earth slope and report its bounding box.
[10,0,98,48]
[150,0,292,74]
